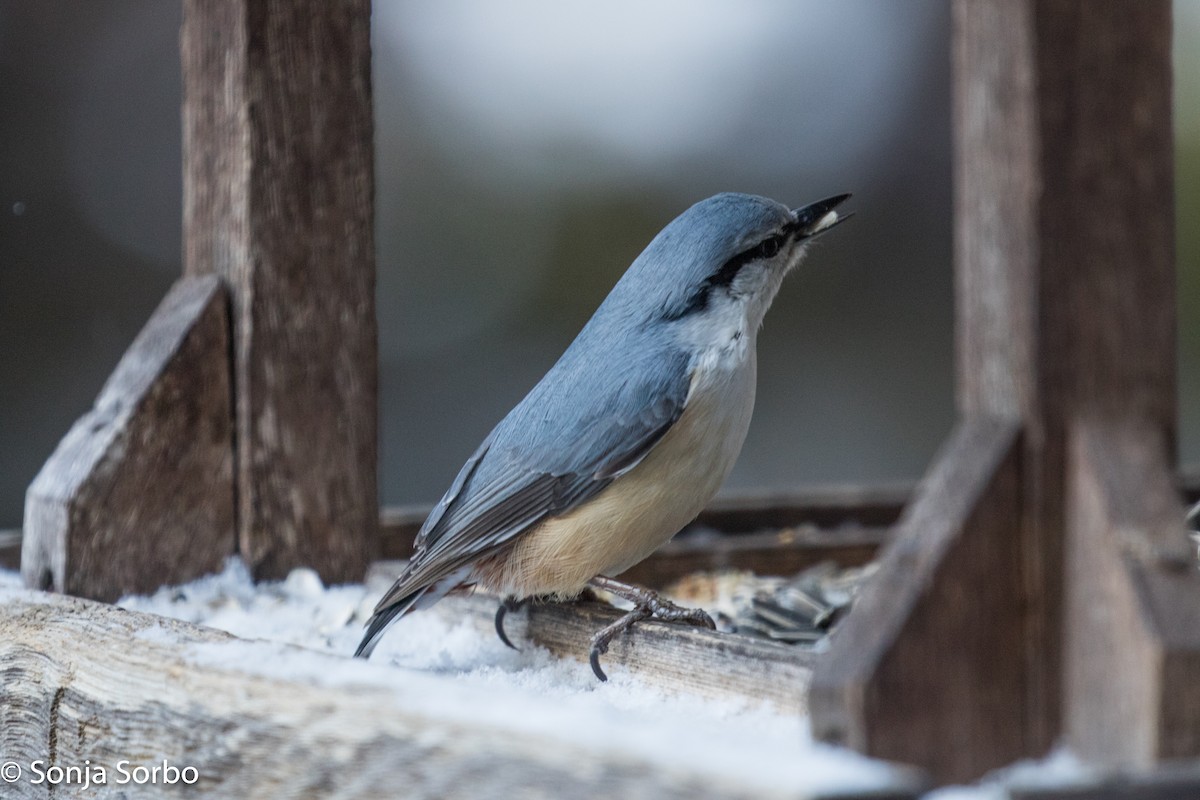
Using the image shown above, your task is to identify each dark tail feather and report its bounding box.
[355,588,427,659]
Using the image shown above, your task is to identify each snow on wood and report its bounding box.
[0,567,918,799]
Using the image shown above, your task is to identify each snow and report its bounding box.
[106,558,908,795]
[926,749,1095,800]
[0,560,1103,797]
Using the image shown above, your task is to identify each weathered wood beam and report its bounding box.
[1065,419,1200,765]
[182,0,378,582]
[809,418,1025,780]
[365,562,816,710]
[811,0,1176,781]
[20,277,234,602]
[0,589,919,800]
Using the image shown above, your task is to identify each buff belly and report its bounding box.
[478,348,757,599]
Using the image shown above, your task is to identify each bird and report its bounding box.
[357,191,852,680]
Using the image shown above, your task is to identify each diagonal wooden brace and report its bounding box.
[22,276,235,602]
[809,418,1028,780]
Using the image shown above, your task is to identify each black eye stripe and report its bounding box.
[660,232,785,321]
[708,234,784,289]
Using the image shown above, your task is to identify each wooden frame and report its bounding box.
[6,0,1200,794]
[811,0,1200,784]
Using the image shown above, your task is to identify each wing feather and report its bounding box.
[373,340,691,612]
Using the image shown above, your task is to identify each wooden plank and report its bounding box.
[365,560,814,709]
[615,526,885,588]
[0,588,918,800]
[182,0,378,582]
[809,418,1026,783]
[1065,419,1200,765]
[20,277,234,602]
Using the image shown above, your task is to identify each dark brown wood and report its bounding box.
[182,0,378,582]
[20,277,235,602]
[615,525,884,588]
[0,529,19,571]
[1065,419,1200,766]
[812,0,1177,780]
[810,419,1025,782]
[693,483,910,532]
[955,0,1175,755]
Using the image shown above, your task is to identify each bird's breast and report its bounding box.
[482,342,758,599]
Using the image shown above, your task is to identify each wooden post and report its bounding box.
[810,0,1196,782]
[182,0,378,581]
[22,1,378,597]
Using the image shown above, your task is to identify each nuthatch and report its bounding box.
[357,192,851,679]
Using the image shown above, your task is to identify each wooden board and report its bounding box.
[20,276,234,602]
[812,0,1178,781]
[365,561,816,710]
[182,0,379,583]
[809,418,1026,782]
[1065,420,1200,765]
[0,588,920,800]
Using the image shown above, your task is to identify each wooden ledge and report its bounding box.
[0,587,919,800]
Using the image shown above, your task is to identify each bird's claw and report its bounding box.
[585,586,714,681]
[588,606,651,681]
[494,597,527,651]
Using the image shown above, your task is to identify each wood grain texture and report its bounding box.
[813,0,1176,779]
[364,560,815,710]
[20,276,234,602]
[1065,419,1200,766]
[809,419,1026,783]
[953,0,1175,754]
[182,0,379,582]
[0,588,920,800]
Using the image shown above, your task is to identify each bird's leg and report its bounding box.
[494,596,527,650]
[585,575,717,681]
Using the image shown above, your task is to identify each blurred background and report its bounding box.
[0,1,1197,529]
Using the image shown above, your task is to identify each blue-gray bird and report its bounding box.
[357,192,851,679]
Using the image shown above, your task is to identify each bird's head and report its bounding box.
[606,193,852,339]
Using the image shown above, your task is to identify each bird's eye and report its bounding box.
[756,236,783,259]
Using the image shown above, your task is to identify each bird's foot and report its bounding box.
[585,575,716,681]
[494,596,528,650]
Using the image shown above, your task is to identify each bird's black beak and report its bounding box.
[788,193,853,240]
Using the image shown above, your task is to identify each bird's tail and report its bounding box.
[355,589,426,658]
[354,565,473,659]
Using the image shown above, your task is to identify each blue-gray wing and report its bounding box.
[375,343,691,609]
